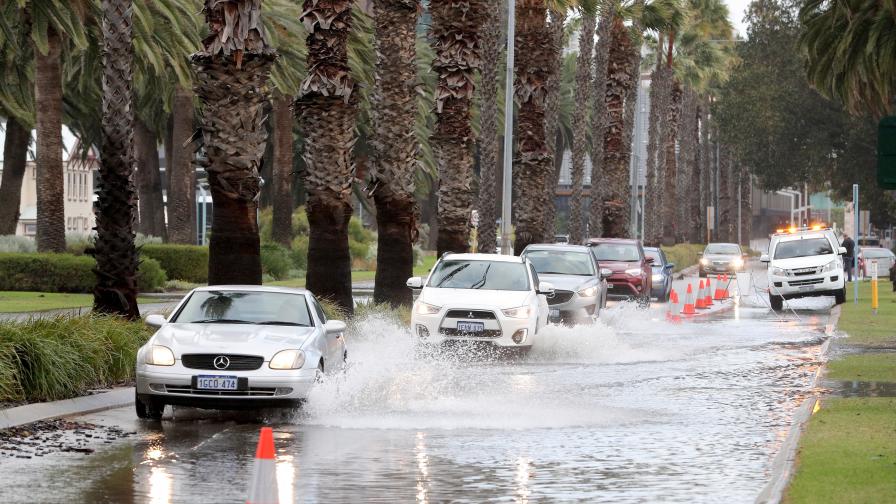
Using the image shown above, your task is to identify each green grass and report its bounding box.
[661,243,705,273]
[784,397,896,504]
[266,253,439,289]
[0,291,156,313]
[827,353,896,382]
[0,316,152,402]
[838,281,896,346]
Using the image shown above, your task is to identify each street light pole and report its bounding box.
[500,0,516,255]
[853,184,859,304]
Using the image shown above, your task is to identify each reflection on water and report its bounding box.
[277,455,296,504]
[515,457,533,504]
[148,466,172,504]
[415,432,429,504]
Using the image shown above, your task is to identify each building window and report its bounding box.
[24,224,36,236]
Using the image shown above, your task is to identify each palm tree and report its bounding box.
[541,7,566,242]
[0,116,30,235]
[297,0,357,313]
[589,11,612,239]
[568,6,597,244]
[270,92,294,247]
[476,0,503,254]
[134,118,166,238]
[430,0,487,256]
[192,0,276,285]
[800,0,896,118]
[513,0,554,254]
[92,0,140,318]
[167,85,196,244]
[369,0,421,307]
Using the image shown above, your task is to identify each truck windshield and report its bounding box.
[774,238,834,259]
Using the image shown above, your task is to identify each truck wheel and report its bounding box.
[835,287,846,305]
[769,294,783,311]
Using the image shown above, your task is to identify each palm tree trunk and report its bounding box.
[193,0,275,286]
[717,143,731,242]
[661,79,682,246]
[698,101,710,243]
[34,28,66,253]
[741,168,752,246]
[297,0,356,313]
[541,9,566,242]
[134,118,166,238]
[512,0,552,254]
[568,15,595,244]
[271,93,294,247]
[600,16,633,238]
[0,116,30,235]
[430,0,487,256]
[476,0,503,254]
[370,0,420,307]
[684,91,701,244]
[589,13,612,239]
[166,85,196,244]
[93,0,140,319]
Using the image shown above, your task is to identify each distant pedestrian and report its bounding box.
[842,234,856,281]
[890,262,896,292]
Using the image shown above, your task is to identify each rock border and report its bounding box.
[0,387,134,430]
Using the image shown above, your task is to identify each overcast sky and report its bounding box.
[725,0,752,37]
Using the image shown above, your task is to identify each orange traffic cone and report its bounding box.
[704,278,714,306]
[696,280,709,309]
[682,283,696,315]
[667,289,681,322]
[247,427,279,504]
[713,276,726,301]
[722,274,731,298]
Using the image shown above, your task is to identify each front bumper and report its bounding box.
[700,261,744,274]
[546,290,598,322]
[769,272,845,298]
[136,361,317,410]
[412,309,535,347]
[605,276,646,298]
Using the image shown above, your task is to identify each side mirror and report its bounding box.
[838,247,847,255]
[645,257,655,264]
[324,320,347,334]
[600,268,613,279]
[406,277,424,289]
[537,281,555,296]
[760,254,770,263]
[145,314,166,328]
[665,263,675,271]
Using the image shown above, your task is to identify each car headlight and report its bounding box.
[577,286,598,297]
[270,349,306,370]
[771,267,788,277]
[501,306,531,319]
[652,273,663,282]
[625,268,642,276]
[700,258,709,266]
[821,259,839,272]
[415,302,441,315]
[732,257,744,268]
[145,345,175,366]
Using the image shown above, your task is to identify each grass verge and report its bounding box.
[661,243,704,273]
[837,280,896,347]
[784,397,896,504]
[0,316,152,403]
[0,292,156,314]
[826,353,896,382]
[267,254,439,289]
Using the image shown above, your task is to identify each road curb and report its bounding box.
[0,387,134,430]
[755,304,841,504]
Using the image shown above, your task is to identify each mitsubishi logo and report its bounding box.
[468,312,475,319]
[213,355,230,370]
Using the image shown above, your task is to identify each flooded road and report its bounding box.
[0,272,833,503]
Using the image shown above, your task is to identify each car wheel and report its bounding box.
[769,294,783,311]
[699,269,707,278]
[135,392,164,420]
[637,295,651,309]
[835,287,846,305]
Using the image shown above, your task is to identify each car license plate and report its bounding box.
[606,284,614,289]
[195,375,238,390]
[798,285,814,291]
[550,309,560,319]
[457,321,484,333]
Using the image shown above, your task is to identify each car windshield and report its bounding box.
[863,249,893,258]
[644,249,664,266]
[171,291,314,326]
[705,244,741,255]
[591,243,641,262]
[774,238,834,260]
[525,250,595,276]
[427,260,530,291]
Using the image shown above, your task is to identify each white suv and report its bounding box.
[406,253,551,349]
[761,227,847,310]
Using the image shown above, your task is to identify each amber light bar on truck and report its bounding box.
[773,224,830,235]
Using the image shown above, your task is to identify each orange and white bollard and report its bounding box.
[247,427,279,504]
[713,276,725,301]
[667,289,681,322]
[696,280,709,309]
[682,284,697,315]
[704,278,714,307]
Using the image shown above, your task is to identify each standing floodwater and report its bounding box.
[0,284,830,503]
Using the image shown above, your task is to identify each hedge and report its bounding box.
[0,253,166,293]
[0,316,152,402]
[140,244,209,283]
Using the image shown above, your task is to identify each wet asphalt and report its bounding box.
[0,266,836,503]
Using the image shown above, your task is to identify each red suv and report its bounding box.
[585,238,653,307]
